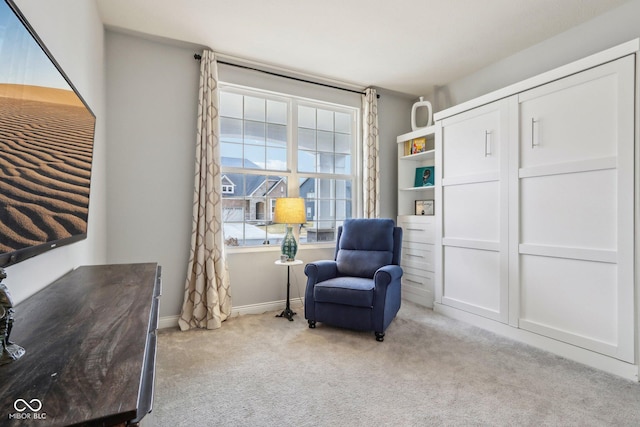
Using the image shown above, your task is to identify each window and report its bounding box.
[219,85,357,247]
[221,175,235,194]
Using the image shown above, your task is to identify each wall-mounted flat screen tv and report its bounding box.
[0,0,96,267]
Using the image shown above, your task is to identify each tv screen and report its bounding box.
[0,0,96,267]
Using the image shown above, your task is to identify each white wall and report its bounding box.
[435,0,640,109]
[104,30,413,318]
[6,0,107,304]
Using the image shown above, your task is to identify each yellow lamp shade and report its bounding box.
[274,198,306,224]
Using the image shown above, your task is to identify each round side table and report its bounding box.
[274,259,303,321]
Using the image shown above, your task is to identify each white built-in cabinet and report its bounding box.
[433,40,639,378]
[438,99,511,323]
[514,56,635,362]
[397,127,437,307]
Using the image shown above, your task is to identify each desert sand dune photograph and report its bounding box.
[0,84,95,253]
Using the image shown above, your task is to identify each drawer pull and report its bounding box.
[484,130,491,157]
[406,228,426,232]
[406,253,423,258]
[405,278,422,285]
[531,117,539,149]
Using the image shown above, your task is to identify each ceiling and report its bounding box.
[96,0,630,97]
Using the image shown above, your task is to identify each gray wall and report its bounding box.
[105,32,200,319]
[377,88,415,218]
[8,0,632,316]
[435,0,640,110]
[6,0,107,304]
[104,30,413,318]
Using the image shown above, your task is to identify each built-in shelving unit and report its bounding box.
[397,126,436,217]
[397,125,437,307]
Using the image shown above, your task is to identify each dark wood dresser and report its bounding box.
[0,263,161,426]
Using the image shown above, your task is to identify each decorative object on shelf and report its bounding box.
[411,137,427,155]
[414,166,435,187]
[274,197,306,261]
[0,268,25,365]
[411,96,433,131]
[415,200,434,216]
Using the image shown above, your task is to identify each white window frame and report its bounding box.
[219,83,361,252]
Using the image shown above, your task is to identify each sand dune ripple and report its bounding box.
[1,87,95,253]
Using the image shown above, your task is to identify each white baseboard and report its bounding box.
[158,297,304,330]
[433,302,639,382]
[402,286,434,308]
[158,315,180,329]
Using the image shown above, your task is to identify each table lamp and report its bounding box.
[274,197,306,261]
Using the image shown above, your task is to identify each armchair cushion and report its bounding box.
[335,218,395,278]
[336,250,392,279]
[313,277,375,308]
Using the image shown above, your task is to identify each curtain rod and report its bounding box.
[194,54,379,98]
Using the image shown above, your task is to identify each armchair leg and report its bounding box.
[375,332,385,342]
[308,320,316,329]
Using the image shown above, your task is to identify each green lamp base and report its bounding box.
[281,226,297,261]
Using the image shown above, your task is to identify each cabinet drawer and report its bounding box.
[402,268,434,292]
[398,216,434,243]
[402,241,434,271]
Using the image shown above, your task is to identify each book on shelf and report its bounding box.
[411,137,426,154]
[404,140,412,156]
[403,137,430,156]
[414,166,435,187]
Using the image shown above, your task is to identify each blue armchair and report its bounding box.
[304,218,403,341]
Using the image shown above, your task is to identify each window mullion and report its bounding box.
[288,99,299,197]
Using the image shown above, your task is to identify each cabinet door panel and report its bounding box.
[520,169,616,250]
[443,246,501,319]
[519,59,626,169]
[442,104,501,179]
[519,254,631,361]
[443,181,500,242]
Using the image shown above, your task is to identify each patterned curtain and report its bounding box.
[362,88,380,218]
[179,50,232,331]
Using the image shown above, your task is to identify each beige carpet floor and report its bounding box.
[146,302,640,426]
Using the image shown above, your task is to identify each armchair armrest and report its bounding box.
[373,264,403,333]
[304,260,338,324]
[304,260,338,285]
[373,265,403,288]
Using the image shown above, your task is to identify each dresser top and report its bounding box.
[0,263,159,426]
